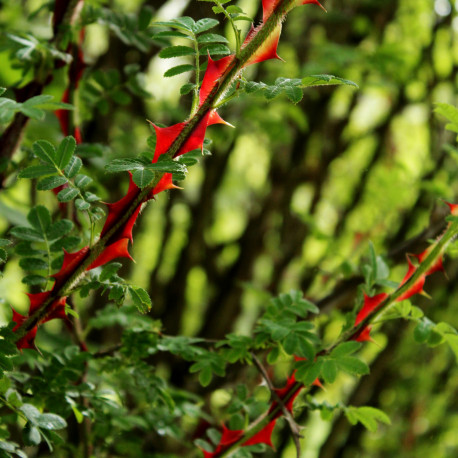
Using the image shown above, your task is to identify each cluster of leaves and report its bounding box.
[255,290,320,360]
[83,5,155,52]
[18,137,102,218]
[4,34,71,75]
[0,375,67,452]
[152,15,230,100]
[0,89,73,125]
[238,75,358,104]
[9,206,78,287]
[307,398,391,433]
[79,262,152,314]
[80,66,151,117]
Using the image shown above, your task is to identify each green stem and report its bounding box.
[0,395,28,422]
[213,0,242,55]
[191,31,201,116]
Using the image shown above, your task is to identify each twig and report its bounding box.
[250,352,303,458]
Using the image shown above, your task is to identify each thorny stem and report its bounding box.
[13,0,298,341]
[191,31,201,116]
[251,352,303,458]
[216,220,458,457]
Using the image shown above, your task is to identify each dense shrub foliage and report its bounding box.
[0,0,457,457]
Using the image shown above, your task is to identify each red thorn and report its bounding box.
[396,255,426,302]
[52,247,89,286]
[354,325,373,342]
[445,201,458,216]
[355,293,388,326]
[243,419,277,448]
[89,238,133,270]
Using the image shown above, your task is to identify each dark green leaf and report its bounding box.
[19,257,48,271]
[35,413,67,430]
[322,360,338,384]
[33,140,57,165]
[22,274,47,286]
[129,286,152,313]
[64,156,82,178]
[100,262,123,282]
[197,33,228,44]
[10,226,44,242]
[330,341,362,358]
[75,199,90,211]
[56,136,76,169]
[27,205,51,233]
[74,174,92,188]
[57,187,79,202]
[159,46,195,59]
[337,356,370,376]
[37,176,68,190]
[46,220,73,241]
[18,164,56,178]
[192,18,219,34]
[164,64,195,77]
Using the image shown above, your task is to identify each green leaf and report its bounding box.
[164,64,195,77]
[64,156,82,178]
[199,367,213,387]
[414,318,434,343]
[33,140,57,165]
[322,360,338,383]
[132,168,155,188]
[27,205,51,233]
[37,176,68,190]
[10,226,44,242]
[105,159,144,173]
[19,105,45,120]
[46,220,73,241]
[295,336,316,360]
[295,359,323,385]
[331,341,362,358]
[180,83,195,95]
[75,199,90,211]
[57,187,79,202]
[159,46,195,59]
[200,43,231,56]
[337,356,370,376]
[56,136,76,169]
[149,159,187,173]
[22,275,47,286]
[192,18,219,34]
[345,406,390,432]
[129,286,152,313]
[22,95,53,107]
[20,404,41,423]
[197,33,228,44]
[35,413,67,430]
[24,424,41,446]
[435,103,458,134]
[301,74,359,89]
[18,164,56,178]
[285,85,303,103]
[100,262,123,282]
[74,174,92,188]
[19,257,48,271]
[109,284,125,304]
